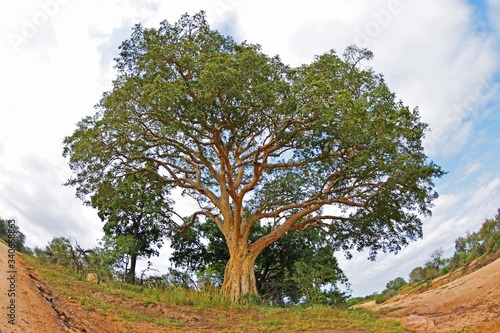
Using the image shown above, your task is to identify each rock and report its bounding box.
[403,315,435,330]
[85,273,98,283]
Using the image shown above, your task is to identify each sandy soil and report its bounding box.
[0,241,71,332]
[359,257,500,332]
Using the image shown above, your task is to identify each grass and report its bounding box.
[25,255,407,332]
[230,306,405,332]
[119,308,184,329]
[141,281,237,309]
[377,306,405,315]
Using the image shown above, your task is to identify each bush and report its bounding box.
[375,289,397,304]
[409,267,425,283]
[440,266,450,275]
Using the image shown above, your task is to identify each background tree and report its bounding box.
[289,259,349,306]
[170,219,350,305]
[63,12,445,300]
[34,237,84,273]
[385,277,407,292]
[34,236,123,282]
[86,235,142,283]
[0,218,27,252]
[375,276,407,303]
[90,172,174,283]
[480,209,500,253]
[409,266,426,283]
[430,247,445,270]
[449,208,500,270]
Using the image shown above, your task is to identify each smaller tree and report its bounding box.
[409,266,426,283]
[37,237,82,271]
[289,260,349,306]
[430,247,446,270]
[84,235,139,283]
[91,172,176,283]
[454,236,468,253]
[385,277,407,291]
[375,276,407,304]
[35,236,124,283]
[423,262,439,280]
[479,209,500,253]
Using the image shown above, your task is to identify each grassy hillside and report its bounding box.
[24,253,407,332]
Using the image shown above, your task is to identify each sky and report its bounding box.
[1,0,499,297]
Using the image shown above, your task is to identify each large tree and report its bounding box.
[63,12,445,300]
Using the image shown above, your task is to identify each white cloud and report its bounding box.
[464,162,482,178]
[362,1,499,158]
[0,154,103,249]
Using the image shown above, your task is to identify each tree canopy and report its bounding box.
[63,12,445,300]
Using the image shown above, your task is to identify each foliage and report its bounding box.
[34,237,83,272]
[62,11,444,299]
[90,172,175,283]
[448,209,500,269]
[33,236,128,283]
[171,219,350,305]
[90,235,141,282]
[289,261,349,306]
[349,209,499,304]
[375,277,407,304]
[403,208,500,293]
[385,277,407,292]
[408,266,426,283]
[0,218,28,252]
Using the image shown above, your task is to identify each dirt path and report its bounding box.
[360,257,500,332]
[0,241,72,332]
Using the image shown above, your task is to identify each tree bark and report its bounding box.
[221,244,259,301]
[127,217,140,284]
[127,252,137,284]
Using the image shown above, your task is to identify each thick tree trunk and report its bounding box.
[221,245,259,301]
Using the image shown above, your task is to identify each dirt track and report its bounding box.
[358,257,500,332]
[0,241,72,332]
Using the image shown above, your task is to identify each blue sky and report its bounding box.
[1,0,499,297]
